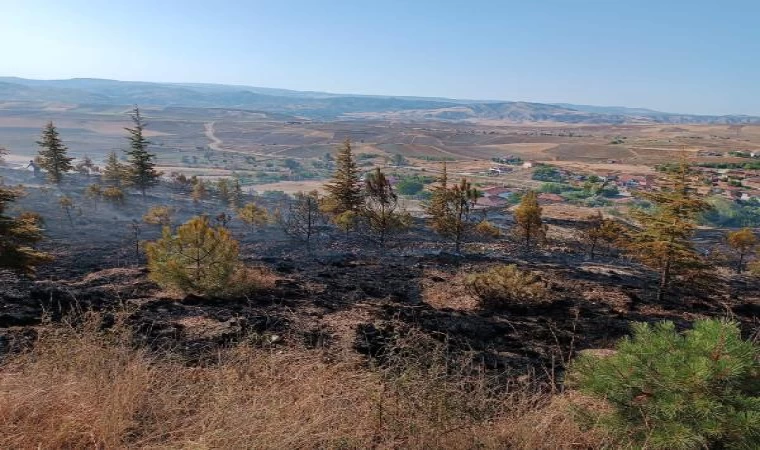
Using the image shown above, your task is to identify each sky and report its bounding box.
[1,0,759,115]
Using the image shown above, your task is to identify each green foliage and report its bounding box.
[568,319,760,450]
[395,177,425,196]
[701,197,760,227]
[531,165,563,182]
[237,202,270,231]
[697,161,760,170]
[124,107,161,196]
[145,216,241,296]
[0,185,50,274]
[101,151,127,187]
[36,121,74,184]
[465,264,547,309]
[324,139,363,214]
[391,153,407,166]
[539,182,570,194]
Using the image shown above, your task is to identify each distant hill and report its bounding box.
[0,77,758,124]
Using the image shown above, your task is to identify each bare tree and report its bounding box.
[277,190,326,250]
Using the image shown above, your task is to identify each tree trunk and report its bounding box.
[737,252,745,274]
[658,257,671,302]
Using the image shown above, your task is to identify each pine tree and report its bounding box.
[513,190,546,250]
[425,166,479,253]
[58,196,74,227]
[324,138,363,214]
[363,168,410,245]
[425,162,449,225]
[35,121,73,184]
[101,151,127,186]
[124,106,160,197]
[192,179,207,204]
[726,228,757,273]
[581,211,626,259]
[237,202,269,232]
[145,215,240,296]
[278,190,325,249]
[628,161,710,301]
[568,319,760,450]
[0,175,50,274]
[216,178,231,205]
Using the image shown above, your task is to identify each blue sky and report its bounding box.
[2,0,759,115]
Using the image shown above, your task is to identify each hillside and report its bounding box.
[1,77,758,124]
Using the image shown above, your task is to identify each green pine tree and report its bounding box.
[324,138,363,214]
[35,121,74,184]
[101,151,127,186]
[568,318,760,450]
[124,106,160,197]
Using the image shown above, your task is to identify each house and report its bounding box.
[522,161,535,169]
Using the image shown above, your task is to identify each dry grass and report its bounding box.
[0,315,606,449]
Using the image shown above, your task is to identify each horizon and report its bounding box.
[2,1,760,116]
[3,75,755,119]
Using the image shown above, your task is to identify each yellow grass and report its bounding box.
[0,316,607,449]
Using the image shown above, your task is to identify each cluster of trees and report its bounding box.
[5,126,760,304]
[35,107,161,198]
[320,139,412,245]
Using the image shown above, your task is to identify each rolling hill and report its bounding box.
[1,77,758,124]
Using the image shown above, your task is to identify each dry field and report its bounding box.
[0,314,607,450]
[3,101,760,183]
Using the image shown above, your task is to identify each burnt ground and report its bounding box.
[1,167,759,375]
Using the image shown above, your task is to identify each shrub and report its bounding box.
[475,220,501,238]
[143,205,174,227]
[465,265,547,308]
[568,319,760,449]
[145,216,253,297]
[237,202,270,231]
[396,178,425,196]
[102,186,125,205]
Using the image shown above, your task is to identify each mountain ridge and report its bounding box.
[1,77,758,124]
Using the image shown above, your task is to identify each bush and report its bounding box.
[475,220,501,238]
[102,186,125,205]
[465,265,547,308]
[396,178,425,196]
[568,319,760,449]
